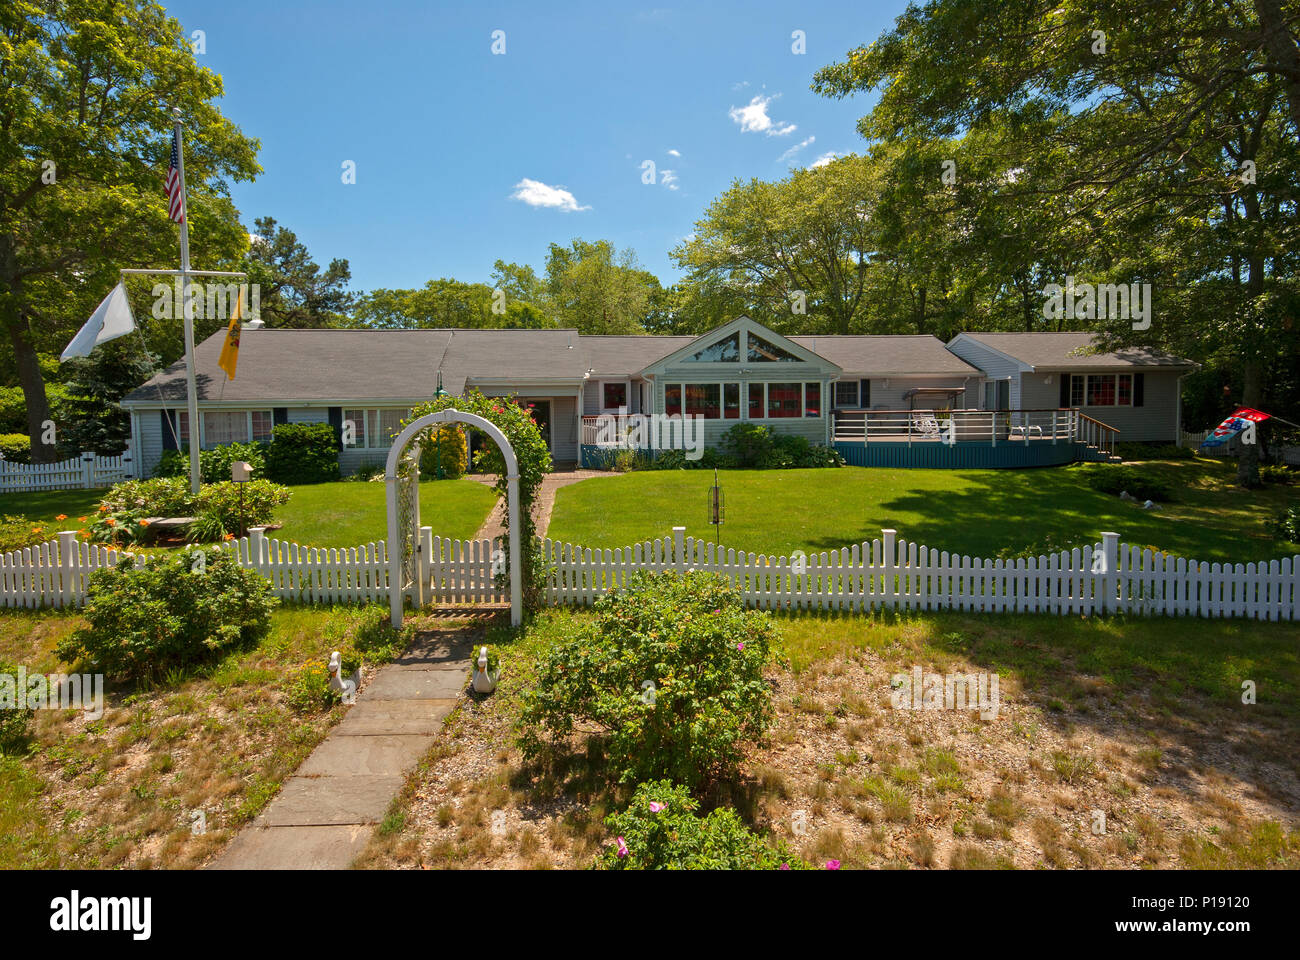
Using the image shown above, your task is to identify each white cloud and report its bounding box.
[729,94,796,136]
[809,151,844,168]
[667,148,681,158]
[731,80,750,91]
[510,178,590,212]
[778,135,815,162]
[660,169,679,190]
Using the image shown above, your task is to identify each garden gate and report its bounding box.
[384,409,522,627]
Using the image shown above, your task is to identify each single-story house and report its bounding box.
[945,332,1198,443]
[118,316,1196,475]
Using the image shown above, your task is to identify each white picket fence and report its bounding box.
[3,524,1296,621]
[0,442,135,493]
[0,526,503,610]
[541,528,1299,621]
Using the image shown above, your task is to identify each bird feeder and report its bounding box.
[231,461,253,537]
[707,468,724,545]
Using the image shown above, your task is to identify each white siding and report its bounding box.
[946,338,1024,408]
[1053,371,1182,443]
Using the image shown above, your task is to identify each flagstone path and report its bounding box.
[209,617,490,870]
[471,468,611,543]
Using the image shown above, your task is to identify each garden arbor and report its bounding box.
[385,409,521,627]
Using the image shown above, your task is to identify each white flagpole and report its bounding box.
[174,107,201,495]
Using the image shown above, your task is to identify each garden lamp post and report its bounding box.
[433,373,448,479]
[231,460,253,538]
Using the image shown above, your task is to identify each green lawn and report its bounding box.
[546,456,1300,563]
[0,477,498,549]
[270,478,497,546]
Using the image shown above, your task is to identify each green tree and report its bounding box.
[0,0,260,460]
[813,0,1300,485]
[243,216,353,327]
[543,238,653,334]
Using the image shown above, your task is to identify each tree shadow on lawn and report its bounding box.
[800,467,1285,563]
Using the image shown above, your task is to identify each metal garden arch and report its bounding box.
[385,409,521,628]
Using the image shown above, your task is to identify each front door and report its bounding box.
[527,400,552,453]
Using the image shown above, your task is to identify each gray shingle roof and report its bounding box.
[790,335,981,376]
[579,335,697,377]
[958,332,1196,370]
[120,328,587,405]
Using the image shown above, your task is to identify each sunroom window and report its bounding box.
[747,333,800,362]
[686,332,739,362]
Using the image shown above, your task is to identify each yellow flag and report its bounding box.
[217,293,242,380]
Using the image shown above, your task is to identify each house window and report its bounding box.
[686,332,739,362]
[602,382,627,409]
[251,411,274,442]
[1069,375,1084,407]
[377,409,408,444]
[1084,374,1132,407]
[768,383,802,418]
[176,410,190,445]
[834,381,859,408]
[665,384,682,417]
[747,333,800,362]
[805,383,821,417]
[203,411,248,448]
[748,383,764,419]
[723,383,741,419]
[684,384,721,419]
[343,409,368,448]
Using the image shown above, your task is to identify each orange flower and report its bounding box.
[78,516,88,523]
[79,531,90,540]
[139,520,150,527]
[105,518,116,526]
[98,505,108,513]
[30,527,42,534]
[55,514,67,521]
[223,533,234,541]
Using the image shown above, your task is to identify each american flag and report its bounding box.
[164,128,185,223]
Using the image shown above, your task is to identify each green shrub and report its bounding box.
[265,423,339,485]
[520,571,776,791]
[0,659,34,752]
[0,388,26,434]
[1269,505,1300,544]
[155,441,268,484]
[599,780,807,870]
[0,515,52,553]
[418,424,468,479]
[717,424,844,469]
[1116,442,1194,461]
[1079,464,1175,502]
[0,433,30,464]
[721,423,777,467]
[1260,463,1298,485]
[96,477,289,540]
[56,548,277,683]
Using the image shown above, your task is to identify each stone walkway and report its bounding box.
[472,468,611,543]
[209,620,484,869]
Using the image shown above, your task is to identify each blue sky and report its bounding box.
[163,0,899,294]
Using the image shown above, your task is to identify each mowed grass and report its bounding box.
[270,477,497,546]
[0,476,499,549]
[547,457,1300,563]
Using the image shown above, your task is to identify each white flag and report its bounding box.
[61,282,135,361]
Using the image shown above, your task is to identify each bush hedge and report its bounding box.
[418,424,468,479]
[0,433,30,463]
[599,780,807,870]
[56,548,277,683]
[1079,464,1175,502]
[520,571,776,791]
[265,423,339,485]
[93,477,290,544]
[155,441,269,484]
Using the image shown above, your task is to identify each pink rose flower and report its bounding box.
[617,837,629,858]
[824,859,841,870]
[649,801,665,813]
